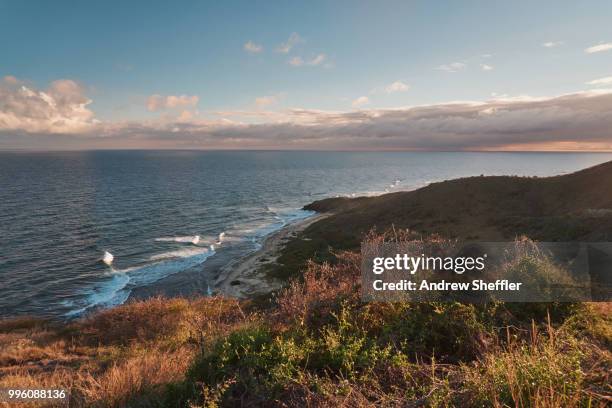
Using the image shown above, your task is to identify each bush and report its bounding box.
[462,324,589,407]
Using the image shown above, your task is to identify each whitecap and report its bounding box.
[155,235,212,244]
[65,246,216,317]
[102,250,114,266]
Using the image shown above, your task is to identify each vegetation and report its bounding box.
[0,297,248,407]
[262,161,612,282]
[2,162,612,406]
[1,236,610,407]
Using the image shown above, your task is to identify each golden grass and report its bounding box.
[1,236,610,407]
[0,296,248,407]
[75,346,193,407]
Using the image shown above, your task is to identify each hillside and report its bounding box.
[268,160,612,280]
[307,159,612,239]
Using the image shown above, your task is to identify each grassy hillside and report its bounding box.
[269,160,612,280]
[307,158,612,241]
[1,161,612,407]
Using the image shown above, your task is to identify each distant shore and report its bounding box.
[214,212,329,298]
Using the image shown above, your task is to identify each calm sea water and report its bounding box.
[2,151,612,319]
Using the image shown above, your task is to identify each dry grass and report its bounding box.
[460,318,612,408]
[75,346,193,407]
[180,237,611,407]
[276,254,360,329]
[0,296,249,407]
[1,236,611,407]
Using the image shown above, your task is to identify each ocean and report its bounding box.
[2,150,612,319]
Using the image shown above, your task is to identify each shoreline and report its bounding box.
[62,212,328,319]
[214,212,330,298]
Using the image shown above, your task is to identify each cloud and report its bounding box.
[0,76,97,133]
[384,81,410,93]
[542,41,564,48]
[243,41,263,54]
[147,94,199,111]
[309,54,326,66]
[157,89,612,150]
[194,89,612,151]
[177,110,194,121]
[370,81,410,94]
[288,54,327,67]
[436,62,466,72]
[3,75,19,85]
[585,42,612,53]
[480,64,494,71]
[586,76,612,86]
[4,77,612,152]
[352,96,369,108]
[276,33,303,53]
[157,89,612,151]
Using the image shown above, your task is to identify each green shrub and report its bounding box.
[377,302,489,362]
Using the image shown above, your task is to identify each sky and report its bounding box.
[1,0,612,151]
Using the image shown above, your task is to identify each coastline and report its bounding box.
[214,212,330,298]
[91,210,331,317]
[4,160,611,407]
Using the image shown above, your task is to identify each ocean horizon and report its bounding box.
[2,150,612,319]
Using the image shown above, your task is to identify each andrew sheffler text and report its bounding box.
[372,279,522,292]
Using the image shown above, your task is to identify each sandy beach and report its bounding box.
[214,213,329,298]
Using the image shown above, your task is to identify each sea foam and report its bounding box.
[65,246,216,317]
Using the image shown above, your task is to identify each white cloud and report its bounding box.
[384,81,410,93]
[585,42,612,53]
[480,64,494,71]
[542,41,564,48]
[436,62,466,72]
[0,76,97,133]
[586,76,612,86]
[243,41,263,54]
[276,33,303,53]
[124,89,612,151]
[309,54,326,66]
[4,77,612,152]
[147,94,199,111]
[288,54,327,67]
[197,89,612,150]
[352,96,369,108]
